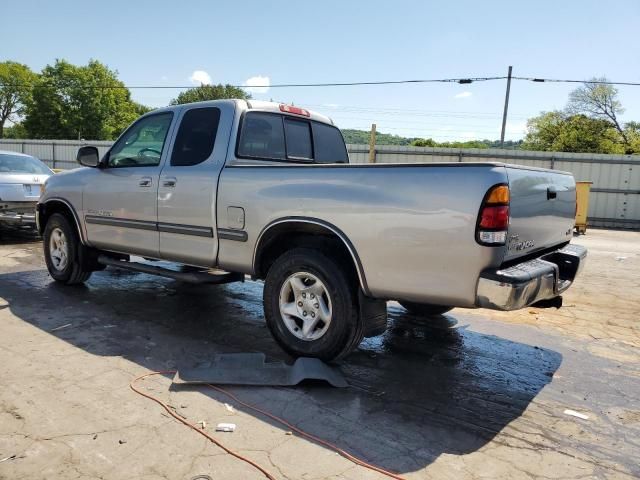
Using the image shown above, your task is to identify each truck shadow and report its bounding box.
[0,226,41,245]
[0,267,561,475]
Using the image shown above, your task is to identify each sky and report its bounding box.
[2,0,639,141]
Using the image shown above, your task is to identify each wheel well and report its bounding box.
[254,221,365,291]
[38,200,82,241]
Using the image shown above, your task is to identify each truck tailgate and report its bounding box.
[504,165,575,262]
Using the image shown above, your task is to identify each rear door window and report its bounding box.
[171,107,220,166]
[312,123,348,163]
[237,112,286,160]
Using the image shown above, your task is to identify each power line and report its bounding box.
[303,103,525,116]
[347,128,516,140]
[326,111,529,120]
[334,116,511,128]
[1,75,638,90]
[0,76,506,90]
[348,125,524,135]
[513,77,640,86]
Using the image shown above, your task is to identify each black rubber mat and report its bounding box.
[173,353,348,388]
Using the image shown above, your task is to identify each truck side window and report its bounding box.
[237,112,286,160]
[312,122,348,163]
[284,118,313,160]
[108,112,173,168]
[171,107,221,166]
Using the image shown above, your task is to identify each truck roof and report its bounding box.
[150,99,335,126]
[245,100,334,126]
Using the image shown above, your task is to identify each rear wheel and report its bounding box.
[399,301,453,317]
[43,213,92,284]
[263,248,362,361]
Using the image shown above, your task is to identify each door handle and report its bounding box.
[162,177,177,188]
[139,177,152,187]
[547,186,558,200]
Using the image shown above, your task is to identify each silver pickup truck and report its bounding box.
[37,99,586,360]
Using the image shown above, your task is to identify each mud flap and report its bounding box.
[359,291,388,338]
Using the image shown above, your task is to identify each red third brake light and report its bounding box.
[476,184,510,246]
[279,104,310,117]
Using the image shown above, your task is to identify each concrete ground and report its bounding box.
[0,228,638,480]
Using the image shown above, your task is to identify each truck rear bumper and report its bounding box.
[476,244,587,311]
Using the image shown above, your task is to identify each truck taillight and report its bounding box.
[279,104,310,117]
[477,184,510,246]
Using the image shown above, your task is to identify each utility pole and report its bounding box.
[500,65,513,148]
[368,123,377,163]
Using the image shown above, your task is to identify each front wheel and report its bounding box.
[43,213,92,285]
[399,301,453,317]
[263,248,362,361]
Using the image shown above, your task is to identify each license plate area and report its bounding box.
[23,184,39,197]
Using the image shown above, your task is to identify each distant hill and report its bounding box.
[341,129,418,145]
[341,128,523,149]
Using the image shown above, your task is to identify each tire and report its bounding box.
[399,301,453,317]
[263,248,362,361]
[43,213,92,285]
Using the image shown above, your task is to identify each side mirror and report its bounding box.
[76,146,100,168]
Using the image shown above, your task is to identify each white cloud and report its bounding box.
[322,103,340,109]
[454,91,473,99]
[244,75,271,94]
[189,70,212,86]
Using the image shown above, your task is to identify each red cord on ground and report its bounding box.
[130,371,276,480]
[130,371,406,480]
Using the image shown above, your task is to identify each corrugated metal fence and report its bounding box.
[1,139,638,229]
[0,139,113,171]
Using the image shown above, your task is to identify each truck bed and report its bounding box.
[217,161,575,307]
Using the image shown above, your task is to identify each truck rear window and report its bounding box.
[312,122,348,163]
[284,118,312,160]
[237,113,286,160]
[237,112,347,163]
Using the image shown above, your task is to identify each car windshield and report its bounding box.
[0,153,52,175]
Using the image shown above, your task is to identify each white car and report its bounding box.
[0,150,53,227]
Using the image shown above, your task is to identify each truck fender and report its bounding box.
[38,198,86,244]
[253,217,370,296]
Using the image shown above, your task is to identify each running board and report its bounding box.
[97,255,244,284]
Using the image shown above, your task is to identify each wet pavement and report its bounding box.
[0,227,639,479]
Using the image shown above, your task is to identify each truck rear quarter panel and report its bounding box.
[216,163,508,307]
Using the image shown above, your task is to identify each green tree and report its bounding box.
[522,111,624,154]
[411,138,438,147]
[169,84,251,105]
[0,61,37,138]
[24,59,146,140]
[340,129,418,145]
[2,122,28,139]
[625,121,640,154]
[437,140,489,149]
[412,138,492,149]
[567,77,628,146]
[521,111,565,151]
